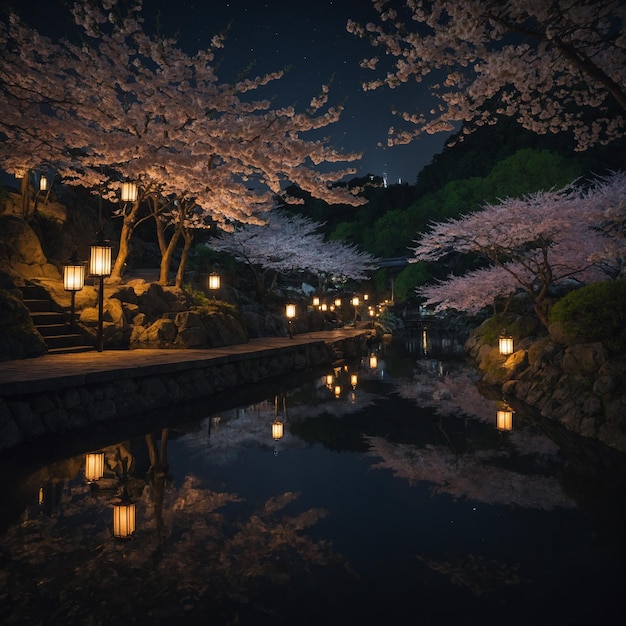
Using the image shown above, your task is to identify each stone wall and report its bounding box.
[465,326,626,453]
[0,334,369,451]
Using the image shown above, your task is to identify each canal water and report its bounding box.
[1,330,625,625]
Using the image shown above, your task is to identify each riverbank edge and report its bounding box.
[465,328,626,454]
[0,333,372,451]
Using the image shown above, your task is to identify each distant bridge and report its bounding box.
[377,257,409,269]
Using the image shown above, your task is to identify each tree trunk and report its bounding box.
[109,202,142,283]
[159,225,182,285]
[175,229,194,288]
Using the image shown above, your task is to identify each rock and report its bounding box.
[562,343,608,377]
[146,318,177,343]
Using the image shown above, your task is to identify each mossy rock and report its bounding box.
[549,281,626,352]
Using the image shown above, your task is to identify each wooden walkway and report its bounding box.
[0,328,372,396]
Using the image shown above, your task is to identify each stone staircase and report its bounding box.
[20,284,95,355]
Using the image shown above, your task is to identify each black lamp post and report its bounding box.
[63,250,85,330]
[286,303,296,338]
[90,229,112,352]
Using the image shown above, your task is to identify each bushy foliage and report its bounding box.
[549,281,626,350]
[393,262,430,304]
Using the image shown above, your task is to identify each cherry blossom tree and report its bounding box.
[0,1,365,279]
[412,171,626,325]
[209,211,378,296]
[348,0,626,150]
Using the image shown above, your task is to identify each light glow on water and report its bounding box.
[1,340,625,625]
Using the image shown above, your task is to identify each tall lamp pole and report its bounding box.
[90,229,112,352]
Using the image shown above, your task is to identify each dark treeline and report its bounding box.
[280,116,626,303]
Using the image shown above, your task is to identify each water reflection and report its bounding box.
[1,339,625,625]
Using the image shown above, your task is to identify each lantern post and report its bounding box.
[286,303,296,338]
[208,273,221,299]
[90,229,112,352]
[63,250,85,330]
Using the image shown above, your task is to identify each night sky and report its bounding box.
[13,0,454,185]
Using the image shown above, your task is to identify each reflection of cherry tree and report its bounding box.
[0,472,340,623]
[183,383,382,464]
[417,554,523,597]
[396,362,494,422]
[365,436,573,510]
[396,360,561,460]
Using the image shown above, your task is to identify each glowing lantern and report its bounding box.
[63,250,85,329]
[334,385,341,398]
[120,181,138,203]
[63,251,85,292]
[39,174,47,191]
[334,298,342,308]
[499,333,514,355]
[320,303,328,312]
[350,373,358,389]
[312,296,320,307]
[90,229,112,352]
[89,230,112,278]
[496,406,514,431]
[369,354,378,369]
[272,419,284,440]
[325,373,334,389]
[208,273,221,291]
[286,303,296,338]
[113,500,136,538]
[85,452,105,482]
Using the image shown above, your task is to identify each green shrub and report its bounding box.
[549,280,626,350]
[477,313,542,346]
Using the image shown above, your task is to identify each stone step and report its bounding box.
[30,311,66,326]
[47,345,95,355]
[19,285,95,354]
[23,298,52,312]
[20,284,48,300]
[38,323,74,337]
[44,333,86,349]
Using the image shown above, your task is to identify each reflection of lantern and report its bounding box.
[350,373,358,389]
[496,406,514,431]
[85,452,105,482]
[272,419,284,440]
[120,181,138,203]
[113,500,136,538]
[369,354,378,369]
[499,334,514,355]
[312,296,320,307]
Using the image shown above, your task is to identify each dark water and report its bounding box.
[1,331,625,625]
